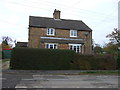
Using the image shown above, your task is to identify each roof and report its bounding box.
[29,16,92,31]
[16,42,28,47]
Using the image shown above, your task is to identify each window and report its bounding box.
[70,30,77,37]
[47,28,55,36]
[69,44,81,53]
[45,43,57,49]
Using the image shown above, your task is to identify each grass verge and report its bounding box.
[2,59,10,63]
[78,70,119,75]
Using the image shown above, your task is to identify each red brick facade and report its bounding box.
[28,10,92,55]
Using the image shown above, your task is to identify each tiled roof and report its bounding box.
[16,42,28,47]
[29,16,92,31]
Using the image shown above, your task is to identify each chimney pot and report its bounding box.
[53,9,61,19]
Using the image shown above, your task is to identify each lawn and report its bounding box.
[78,70,119,75]
[2,59,10,63]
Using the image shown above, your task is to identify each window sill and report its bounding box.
[47,35,55,36]
[70,36,77,38]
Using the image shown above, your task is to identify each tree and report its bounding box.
[94,44,103,54]
[106,28,120,45]
[1,36,15,48]
[103,42,118,54]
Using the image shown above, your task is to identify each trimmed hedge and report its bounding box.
[73,54,116,70]
[10,47,117,70]
[117,51,120,69]
[10,47,75,70]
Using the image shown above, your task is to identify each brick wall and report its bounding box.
[28,27,92,55]
[58,44,68,49]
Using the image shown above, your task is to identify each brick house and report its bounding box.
[28,9,92,55]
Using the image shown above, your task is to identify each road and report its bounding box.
[2,70,119,88]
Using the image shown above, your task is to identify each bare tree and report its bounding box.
[1,36,15,48]
[106,28,120,44]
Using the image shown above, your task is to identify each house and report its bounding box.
[28,9,92,55]
[16,42,28,47]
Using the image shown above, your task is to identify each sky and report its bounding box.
[0,0,118,47]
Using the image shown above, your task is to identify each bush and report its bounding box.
[10,47,75,70]
[73,54,116,70]
[117,51,120,69]
[10,47,116,70]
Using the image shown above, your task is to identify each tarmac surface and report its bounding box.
[2,70,119,89]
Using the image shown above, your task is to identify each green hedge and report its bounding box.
[73,54,116,70]
[117,51,120,69]
[10,47,117,70]
[10,47,75,70]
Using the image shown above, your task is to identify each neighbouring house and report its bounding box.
[16,42,28,47]
[28,9,92,55]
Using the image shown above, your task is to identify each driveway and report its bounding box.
[2,70,119,88]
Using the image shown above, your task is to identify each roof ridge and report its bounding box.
[29,16,92,31]
[30,16,82,22]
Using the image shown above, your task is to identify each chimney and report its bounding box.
[53,9,61,19]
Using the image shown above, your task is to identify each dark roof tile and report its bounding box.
[29,16,92,31]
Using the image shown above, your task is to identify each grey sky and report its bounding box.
[0,0,118,46]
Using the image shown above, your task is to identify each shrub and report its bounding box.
[73,54,116,70]
[10,47,75,70]
[10,47,116,70]
[117,51,120,69]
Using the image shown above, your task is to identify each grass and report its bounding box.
[2,59,10,63]
[78,70,119,75]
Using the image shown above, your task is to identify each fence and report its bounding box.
[2,48,12,59]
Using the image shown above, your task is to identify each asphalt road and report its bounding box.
[2,70,119,89]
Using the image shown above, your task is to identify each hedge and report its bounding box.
[10,47,75,70]
[73,54,116,70]
[10,47,117,70]
[117,51,120,69]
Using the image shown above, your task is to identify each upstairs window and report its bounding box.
[70,30,77,37]
[47,28,55,36]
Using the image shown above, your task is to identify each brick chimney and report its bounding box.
[53,9,61,19]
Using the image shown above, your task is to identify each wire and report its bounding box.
[9,0,117,19]
[3,1,117,28]
[9,1,52,11]
[9,0,117,23]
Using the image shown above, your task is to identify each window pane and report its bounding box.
[74,31,77,36]
[71,31,73,36]
[47,29,50,34]
[47,28,55,35]
[54,44,56,49]
[74,46,76,51]
[46,44,49,48]
[51,29,53,34]
[77,46,79,53]
[70,30,77,37]
[50,44,53,49]
[70,45,72,50]
[69,44,80,53]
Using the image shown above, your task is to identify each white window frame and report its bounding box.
[47,28,55,36]
[45,43,58,49]
[69,44,81,53]
[70,30,77,37]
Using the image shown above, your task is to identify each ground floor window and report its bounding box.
[69,44,81,53]
[45,43,57,49]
